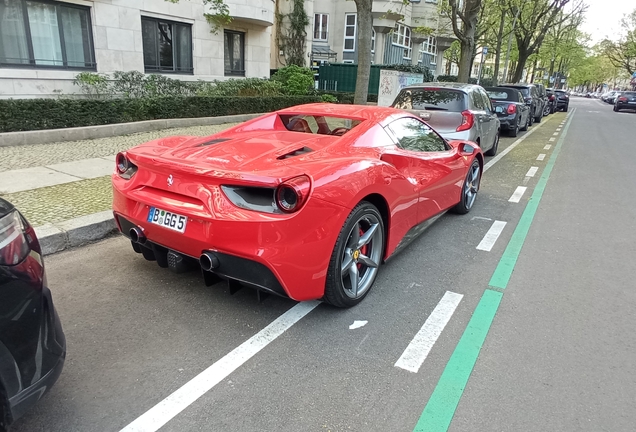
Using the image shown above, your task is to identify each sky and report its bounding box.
[580,0,635,44]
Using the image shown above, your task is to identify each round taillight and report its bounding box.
[275,175,311,213]
[116,153,129,174]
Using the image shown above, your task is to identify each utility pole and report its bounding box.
[477,47,488,85]
[502,5,521,83]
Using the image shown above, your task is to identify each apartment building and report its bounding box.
[0,0,274,98]
[271,0,455,77]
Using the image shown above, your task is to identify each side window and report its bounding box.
[471,91,484,110]
[479,89,492,112]
[517,91,524,102]
[387,118,448,152]
[392,90,413,109]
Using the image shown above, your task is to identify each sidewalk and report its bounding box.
[0,122,239,254]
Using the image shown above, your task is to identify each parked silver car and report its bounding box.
[391,83,500,156]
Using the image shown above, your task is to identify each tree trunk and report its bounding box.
[492,8,506,86]
[513,48,531,83]
[446,59,452,75]
[353,0,372,105]
[458,40,475,83]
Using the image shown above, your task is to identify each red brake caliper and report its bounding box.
[357,227,368,271]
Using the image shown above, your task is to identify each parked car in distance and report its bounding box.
[614,91,636,112]
[484,87,531,137]
[499,83,545,124]
[0,199,66,431]
[554,89,570,112]
[534,83,549,116]
[391,82,500,156]
[545,88,557,115]
[113,104,485,308]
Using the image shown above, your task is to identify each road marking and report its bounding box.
[471,216,493,221]
[549,137,556,142]
[119,301,320,432]
[537,154,546,161]
[556,128,562,131]
[413,108,576,432]
[476,221,507,252]
[395,292,463,373]
[484,115,550,172]
[544,144,552,150]
[349,320,368,330]
[553,132,559,136]
[525,166,539,177]
[509,186,527,203]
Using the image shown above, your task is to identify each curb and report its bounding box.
[35,210,117,256]
[0,113,263,147]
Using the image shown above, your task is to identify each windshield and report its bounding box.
[393,89,467,112]
[279,115,362,136]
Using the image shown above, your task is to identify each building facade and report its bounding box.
[0,0,274,98]
[271,0,455,77]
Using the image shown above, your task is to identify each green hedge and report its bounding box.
[0,95,321,133]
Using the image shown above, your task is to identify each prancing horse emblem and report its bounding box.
[167,175,174,186]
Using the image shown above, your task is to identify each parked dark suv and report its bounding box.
[0,199,66,431]
[500,83,545,124]
[614,91,636,112]
[554,89,569,112]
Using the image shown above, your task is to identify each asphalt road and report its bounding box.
[11,98,636,432]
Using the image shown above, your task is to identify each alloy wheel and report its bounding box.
[464,161,480,210]
[340,214,383,299]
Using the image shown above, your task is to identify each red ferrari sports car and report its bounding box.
[112,104,483,307]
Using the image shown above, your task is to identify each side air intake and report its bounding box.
[276,147,313,160]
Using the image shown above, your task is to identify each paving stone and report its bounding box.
[0,167,81,194]
[47,157,114,179]
[0,123,239,172]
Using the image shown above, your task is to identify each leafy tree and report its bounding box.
[440,0,484,82]
[165,0,231,33]
[600,9,636,77]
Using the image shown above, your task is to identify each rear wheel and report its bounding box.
[563,105,569,112]
[324,202,385,308]
[534,107,542,123]
[484,132,499,156]
[509,117,520,137]
[453,159,481,214]
[613,106,619,112]
[520,113,529,131]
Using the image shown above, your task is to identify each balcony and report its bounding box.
[212,0,274,27]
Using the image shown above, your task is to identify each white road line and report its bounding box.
[549,137,556,142]
[525,166,539,177]
[509,186,527,203]
[556,128,562,131]
[119,301,320,432]
[484,116,549,172]
[553,132,559,136]
[537,154,546,161]
[476,220,507,251]
[544,144,552,150]
[395,291,463,373]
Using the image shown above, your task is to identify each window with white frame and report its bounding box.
[392,23,412,60]
[343,13,356,52]
[421,36,437,55]
[313,13,328,41]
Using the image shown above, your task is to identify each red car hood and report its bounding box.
[129,131,340,175]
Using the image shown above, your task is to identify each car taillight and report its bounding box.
[115,152,138,179]
[549,95,555,101]
[507,104,516,114]
[275,175,311,213]
[456,110,474,132]
[0,210,38,266]
[618,96,627,102]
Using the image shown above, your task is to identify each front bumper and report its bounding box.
[112,186,347,301]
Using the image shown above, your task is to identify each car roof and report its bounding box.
[399,82,481,93]
[500,83,535,88]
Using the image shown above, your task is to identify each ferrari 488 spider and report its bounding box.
[112,104,483,307]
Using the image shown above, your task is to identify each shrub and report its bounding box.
[272,65,315,95]
[0,96,321,133]
[320,94,338,103]
[196,78,284,97]
[72,72,111,99]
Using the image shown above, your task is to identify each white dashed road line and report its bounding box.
[525,166,539,177]
[476,220,508,252]
[119,301,320,432]
[509,186,527,203]
[544,144,552,150]
[537,154,546,161]
[549,137,556,142]
[553,132,559,136]
[394,291,463,373]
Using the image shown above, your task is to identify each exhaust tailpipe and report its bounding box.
[200,251,220,272]
[129,227,146,244]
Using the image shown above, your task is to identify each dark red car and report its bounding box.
[112,104,483,307]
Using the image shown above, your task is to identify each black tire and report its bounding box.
[484,132,499,156]
[529,112,534,126]
[520,113,529,131]
[613,106,619,112]
[324,202,385,308]
[453,159,481,214]
[534,107,542,123]
[563,105,569,112]
[509,118,519,137]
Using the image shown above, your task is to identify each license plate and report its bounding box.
[147,207,187,233]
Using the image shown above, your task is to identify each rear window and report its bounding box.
[555,90,567,95]
[392,89,467,112]
[504,87,529,97]
[279,114,362,136]
[486,89,517,101]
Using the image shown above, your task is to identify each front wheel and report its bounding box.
[324,202,385,308]
[453,159,481,214]
[543,104,551,116]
